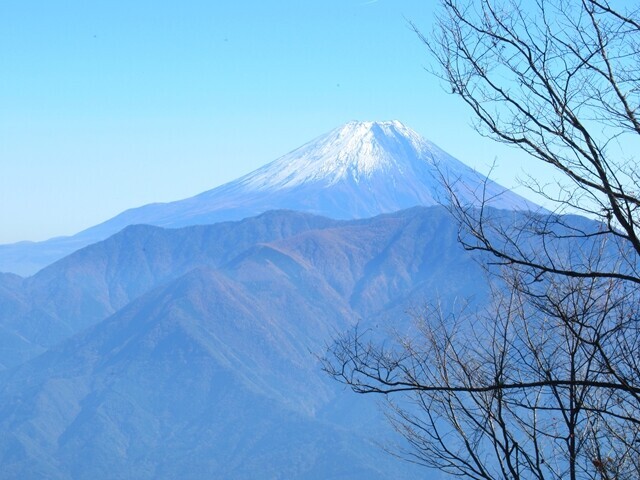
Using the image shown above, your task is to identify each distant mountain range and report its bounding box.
[0,121,534,276]
[0,207,488,479]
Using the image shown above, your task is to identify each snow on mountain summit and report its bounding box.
[239,120,453,190]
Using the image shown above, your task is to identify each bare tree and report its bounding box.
[425,0,640,278]
[324,1,640,478]
[326,270,640,479]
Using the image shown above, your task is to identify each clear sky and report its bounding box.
[0,0,544,244]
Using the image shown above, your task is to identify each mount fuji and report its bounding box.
[0,120,534,275]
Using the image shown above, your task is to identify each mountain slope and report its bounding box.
[0,211,338,370]
[0,208,483,371]
[0,121,535,275]
[0,261,418,479]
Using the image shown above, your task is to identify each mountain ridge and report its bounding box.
[0,120,535,276]
[0,207,485,479]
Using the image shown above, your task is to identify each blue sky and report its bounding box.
[0,0,542,243]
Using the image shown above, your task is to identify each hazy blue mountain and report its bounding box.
[0,265,419,479]
[0,273,37,369]
[0,208,482,370]
[0,211,338,369]
[0,206,487,479]
[0,120,534,276]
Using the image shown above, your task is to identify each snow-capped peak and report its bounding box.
[239,120,443,191]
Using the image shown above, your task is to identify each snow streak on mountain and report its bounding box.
[241,120,454,189]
